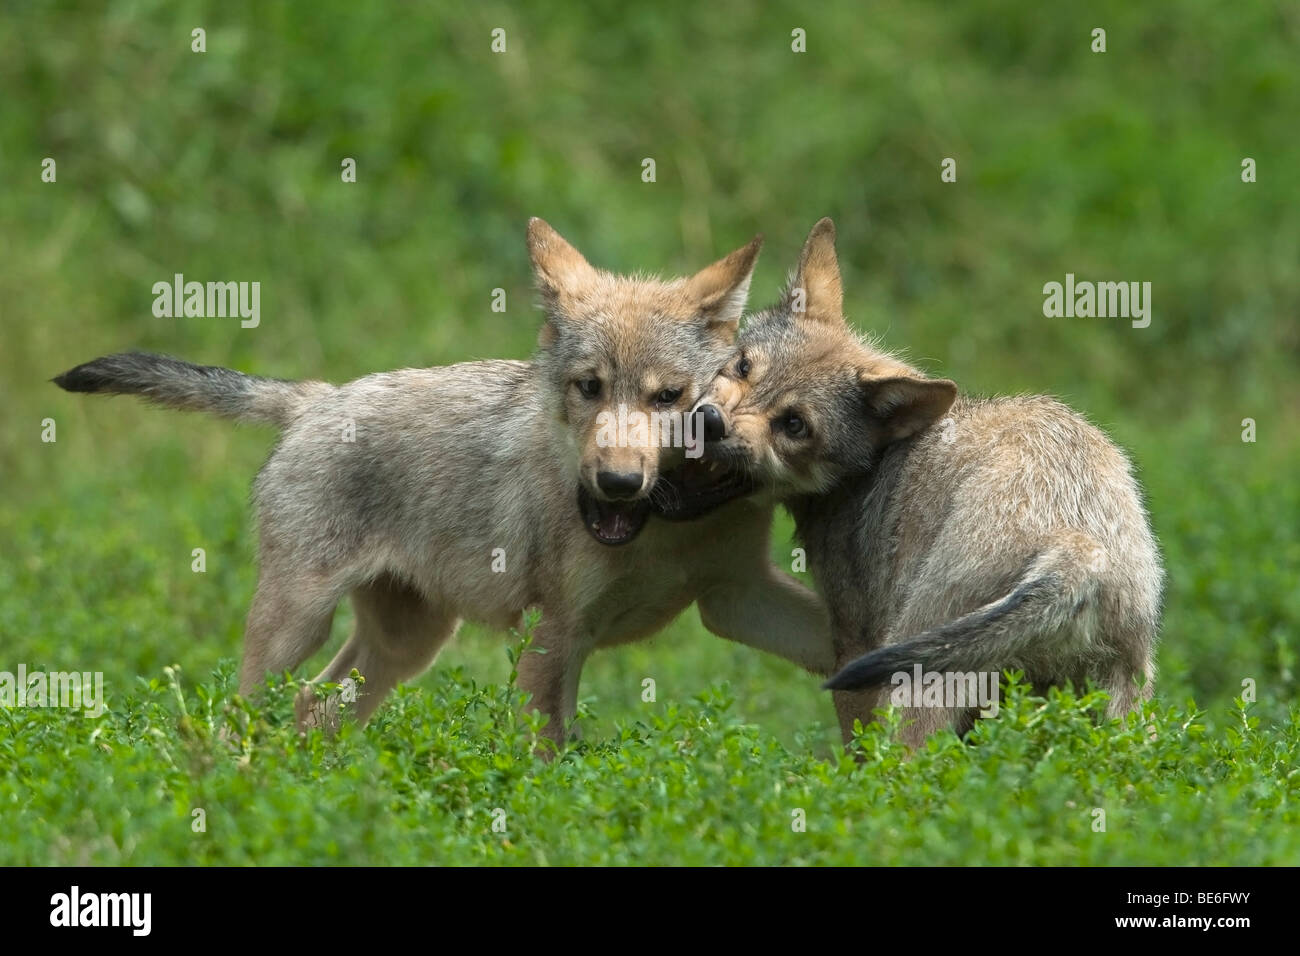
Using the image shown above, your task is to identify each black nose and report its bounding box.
[697,404,726,442]
[596,470,644,499]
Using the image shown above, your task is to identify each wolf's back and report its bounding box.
[53,352,330,428]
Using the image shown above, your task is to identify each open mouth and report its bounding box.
[650,454,754,521]
[579,454,755,546]
[578,487,652,546]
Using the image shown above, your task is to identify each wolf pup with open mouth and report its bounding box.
[54,220,834,745]
[693,219,1163,748]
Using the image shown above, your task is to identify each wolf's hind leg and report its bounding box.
[296,573,458,730]
[239,571,340,697]
[831,686,889,750]
[893,705,980,750]
[1102,655,1156,721]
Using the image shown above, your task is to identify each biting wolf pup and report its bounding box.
[692,219,1162,748]
[53,220,834,745]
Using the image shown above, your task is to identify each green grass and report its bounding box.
[2,0,1297,865]
[3,658,1298,865]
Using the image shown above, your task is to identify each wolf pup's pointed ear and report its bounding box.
[528,218,598,306]
[790,217,843,326]
[859,373,958,443]
[684,234,763,334]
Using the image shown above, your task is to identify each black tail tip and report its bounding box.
[52,362,104,393]
[822,672,860,692]
[822,652,895,692]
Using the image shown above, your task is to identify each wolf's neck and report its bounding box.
[785,441,911,559]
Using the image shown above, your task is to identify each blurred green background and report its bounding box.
[2,0,1297,752]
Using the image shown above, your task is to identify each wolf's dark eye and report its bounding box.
[736,357,752,379]
[655,387,683,405]
[577,378,602,399]
[777,411,808,438]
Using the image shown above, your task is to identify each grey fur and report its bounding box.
[53,352,328,428]
[700,219,1163,747]
[54,220,835,747]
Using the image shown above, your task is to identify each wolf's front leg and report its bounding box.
[514,618,589,755]
[697,565,836,675]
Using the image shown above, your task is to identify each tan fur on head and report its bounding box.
[528,218,597,303]
[859,374,958,443]
[686,234,763,333]
[527,220,764,500]
[528,218,761,332]
[791,217,842,325]
[698,218,956,495]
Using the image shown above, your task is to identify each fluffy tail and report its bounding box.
[824,538,1101,691]
[53,352,329,428]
